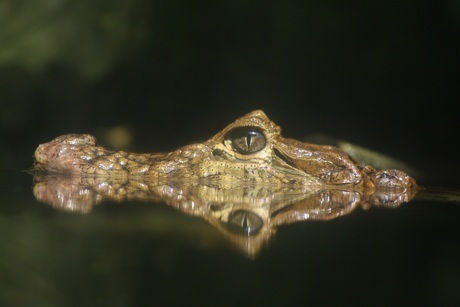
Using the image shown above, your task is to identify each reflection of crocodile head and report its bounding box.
[33,110,416,190]
[32,175,416,257]
[32,110,417,257]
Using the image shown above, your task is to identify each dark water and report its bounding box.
[1,1,458,306]
[1,170,459,306]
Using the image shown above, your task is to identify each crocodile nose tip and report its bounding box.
[34,143,50,164]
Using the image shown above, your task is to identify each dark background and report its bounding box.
[1,1,460,306]
[1,0,459,186]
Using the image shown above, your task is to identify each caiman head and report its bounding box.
[195,110,416,189]
[33,110,416,190]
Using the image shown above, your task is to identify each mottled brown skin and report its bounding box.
[33,110,416,190]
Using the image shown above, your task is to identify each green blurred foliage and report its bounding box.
[0,0,148,78]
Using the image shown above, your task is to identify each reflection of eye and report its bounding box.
[226,209,263,235]
[230,127,266,155]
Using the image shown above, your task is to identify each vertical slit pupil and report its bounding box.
[246,135,252,149]
[230,126,266,154]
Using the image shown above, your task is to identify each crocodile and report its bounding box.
[33,110,416,190]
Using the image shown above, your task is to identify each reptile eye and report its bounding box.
[226,209,263,235]
[231,126,266,154]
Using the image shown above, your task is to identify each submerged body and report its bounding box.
[33,110,416,190]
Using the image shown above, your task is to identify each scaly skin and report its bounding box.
[33,110,417,190]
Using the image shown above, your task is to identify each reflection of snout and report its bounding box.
[225,210,264,236]
[33,175,96,213]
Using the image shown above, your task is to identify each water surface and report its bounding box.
[0,170,459,306]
